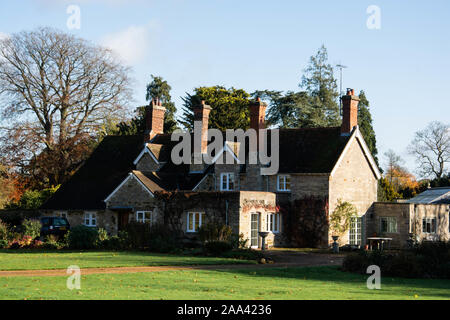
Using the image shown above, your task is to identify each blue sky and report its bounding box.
[1,0,449,175]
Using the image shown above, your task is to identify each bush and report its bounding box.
[21,219,42,239]
[229,233,248,249]
[147,223,181,253]
[198,223,233,243]
[221,248,263,261]
[68,225,100,249]
[125,222,151,249]
[343,241,450,279]
[100,232,129,250]
[0,239,8,249]
[42,235,64,250]
[0,220,9,241]
[203,240,233,256]
[342,251,370,274]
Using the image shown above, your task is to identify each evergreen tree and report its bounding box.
[300,45,340,127]
[113,75,178,136]
[358,90,380,166]
[180,86,250,131]
[253,90,311,128]
[146,75,178,133]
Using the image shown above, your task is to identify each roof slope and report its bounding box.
[133,170,206,192]
[42,135,144,210]
[273,127,350,173]
[406,187,450,204]
[42,127,355,210]
[151,127,350,174]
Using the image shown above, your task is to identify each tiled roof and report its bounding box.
[42,127,353,210]
[41,135,144,210]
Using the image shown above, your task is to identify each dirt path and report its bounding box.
[0,252,344,278]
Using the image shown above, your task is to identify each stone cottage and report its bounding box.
[42,89,383,248]
[365,188,450,248]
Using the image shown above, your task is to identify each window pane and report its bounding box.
[381,218,387,232]
[53,218,68,226]
[228,174,234,190]
[195,213,200,231]
[188,213,193,231]
[222,175,227,190]
[285,176,290,190]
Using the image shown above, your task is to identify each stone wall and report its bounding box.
[238,191,282,248]
[41,209,117,235]
[107,174,158,210]
[366,202,450,248]
[329,138,378,245]
[136,153,160,172]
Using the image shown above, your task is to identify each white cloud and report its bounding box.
[100,22,159,65]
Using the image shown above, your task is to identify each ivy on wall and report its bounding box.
[282,196,329,248]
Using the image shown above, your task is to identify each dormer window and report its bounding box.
[220,173,234,191]
[277,175,291,192]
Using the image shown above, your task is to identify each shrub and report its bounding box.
[203,240,233,256]
[343,241,450,279]
[100,232,129,250]
[21,219,42,239]
[30,239,44,249]
[342,251,370,274]
[43,235,63,250]
[384,253,423,278]
[147,224,181,253]
[221,248,263,261]
[0,220,9,241]
[125,222,151,249]
[198,223,232,243]
[68,225,100,249]
[229,233,248,249]
[7,235,34,249]
[0,239,8,249]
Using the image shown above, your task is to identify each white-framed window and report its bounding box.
[277,175,291,192]
[136,211,152,224]
[84,212,97,227]
[59,212,67,219]
[349,217,362,246]
[422,218,436,234]
[267,213,281,233]
[220,173,234,191]
[380,217,397,233]
[187,212,205,232]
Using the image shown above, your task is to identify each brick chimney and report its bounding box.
[144,98,166,142]
[341,88,360,135]
[250,98,267,132]
[193,100,212,154]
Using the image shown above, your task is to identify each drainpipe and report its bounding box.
[225,200,229,226]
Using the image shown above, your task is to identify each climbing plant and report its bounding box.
[329,199,358,237]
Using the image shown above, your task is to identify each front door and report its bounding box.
[118,212,130,231]
[250,213,260,248]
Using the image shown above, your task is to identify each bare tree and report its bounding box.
[408,121,450,179]
[0,27,132,187]
[383,149,405,184]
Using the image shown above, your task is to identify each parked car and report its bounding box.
[40,217,70,238]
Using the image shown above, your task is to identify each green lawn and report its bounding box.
[0,250,256,271]
[0,266,449,300]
